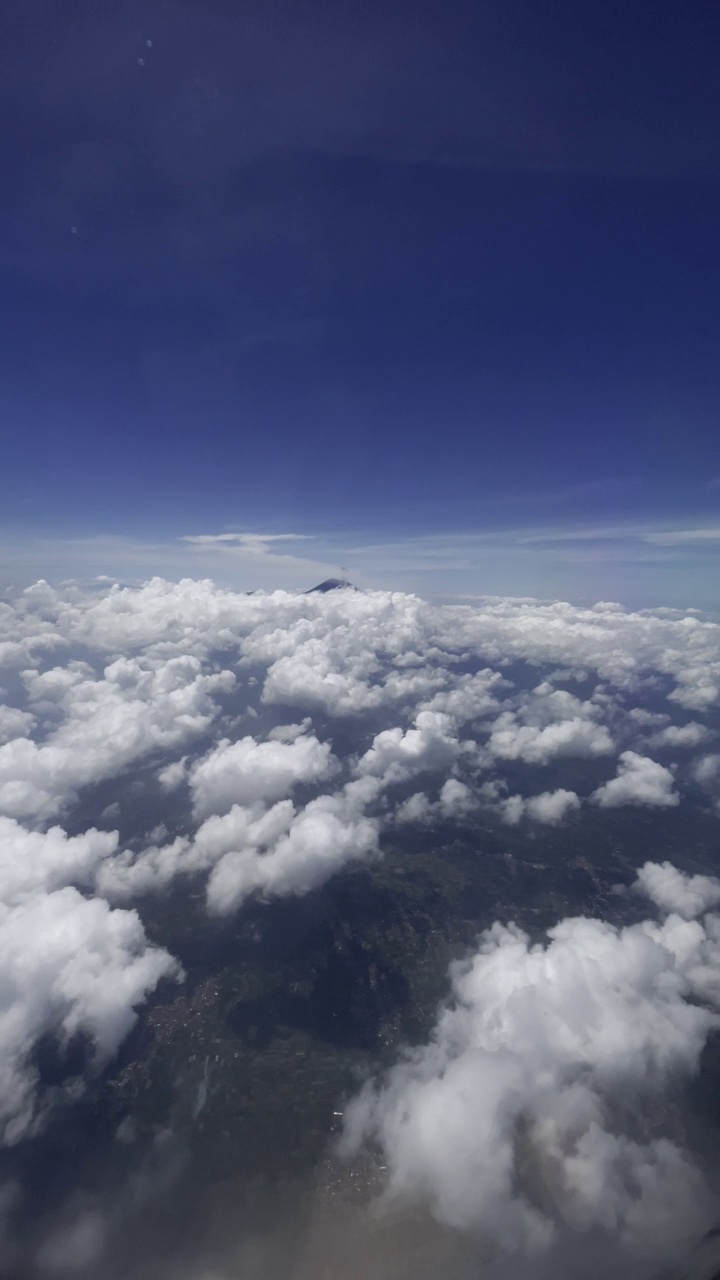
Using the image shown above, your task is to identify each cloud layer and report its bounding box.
[1,575,719,1164]
[340,863,720,1272]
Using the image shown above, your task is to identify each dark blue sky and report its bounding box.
[1,0,719,600]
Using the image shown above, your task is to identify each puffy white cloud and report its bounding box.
[97,796,316,902]
[156,756,188,790]
[266,718,312,742]
[438,778,477,817]
[189,731,336,821]
[98,774,385,912]
[0,820,179,1146]
[635,860,720,919]
[500,788,580,825]
[628,707,670,728]
[394,779,478,826]
[433,597,720,711]
[691,754,720,814]
[488,712,613,765]
[525,783,579,824]
[340,870,720,1266]
[205,784,379,914]
[356,712,462,786]
[0,706,35,746]
[246,591,437,717]
[500,793,526,825]
[524,788,581,824]
[0,817,118,904]
[395,791,434,824]
[0,656,234,822]
[646,721,714,750]
[94,834,194,901]
[418,669,507,722]
[485,682,615,766]
[693,753,720,788]
[522,683,599,724]
[592,752,679,808]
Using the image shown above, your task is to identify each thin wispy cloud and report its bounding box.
[181,532,312,547]
[642,528,720,546]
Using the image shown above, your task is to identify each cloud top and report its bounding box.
[341,863,720,1268]
[1,575,719,1172]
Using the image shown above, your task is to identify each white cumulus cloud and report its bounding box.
[647,721,714,750]
[635,860,720,919]
[340,865,720,1268]
[592,752,679,808]
[189,731,336,821]
[489,714,613,765]
[205,783,380,914]
[356,712,462,785]
[0,819,179,1146]
[0,655,234,822]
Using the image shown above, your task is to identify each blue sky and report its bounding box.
[1,0,719,606]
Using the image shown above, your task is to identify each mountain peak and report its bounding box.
[306,577,355,594]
